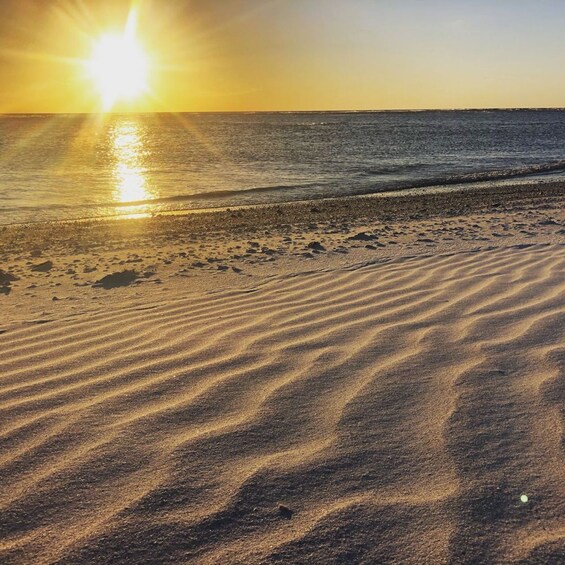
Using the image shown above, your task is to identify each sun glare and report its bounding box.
[112,121,149,203]
[86,11,149,110]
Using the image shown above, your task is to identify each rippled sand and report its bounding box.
[0,188,563,563]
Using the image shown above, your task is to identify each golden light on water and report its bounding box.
[111,120,151,207]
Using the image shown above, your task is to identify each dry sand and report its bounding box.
[0,184,564,563]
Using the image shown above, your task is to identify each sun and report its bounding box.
[86,11,149,110]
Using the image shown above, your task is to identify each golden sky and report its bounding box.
[0,0,564,113]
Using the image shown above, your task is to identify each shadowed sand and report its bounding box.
[0,186,564,563]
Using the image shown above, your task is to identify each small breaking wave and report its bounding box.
[107,181,327,207]
[409,159,565,187]
[108,159,565,208]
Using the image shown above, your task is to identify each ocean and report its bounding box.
[1,109,565,225]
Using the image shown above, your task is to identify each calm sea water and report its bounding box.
[1,110,565,225]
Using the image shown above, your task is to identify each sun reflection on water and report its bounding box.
[111,120,153,216]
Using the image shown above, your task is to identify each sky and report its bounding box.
[0,0,564,112]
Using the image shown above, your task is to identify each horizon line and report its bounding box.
[2,106,565,116]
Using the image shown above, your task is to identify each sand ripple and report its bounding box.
[0,244,563,564]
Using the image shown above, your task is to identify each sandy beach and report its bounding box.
[0,184,564,564]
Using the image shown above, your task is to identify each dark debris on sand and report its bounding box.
[278,504,293,519]
[0,269,18,295]
[30,260,53,272]
[93,270,139,289]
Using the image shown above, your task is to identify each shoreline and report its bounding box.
[1,181,563,254]
[1,180,562,329]
[2,177,565,231]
